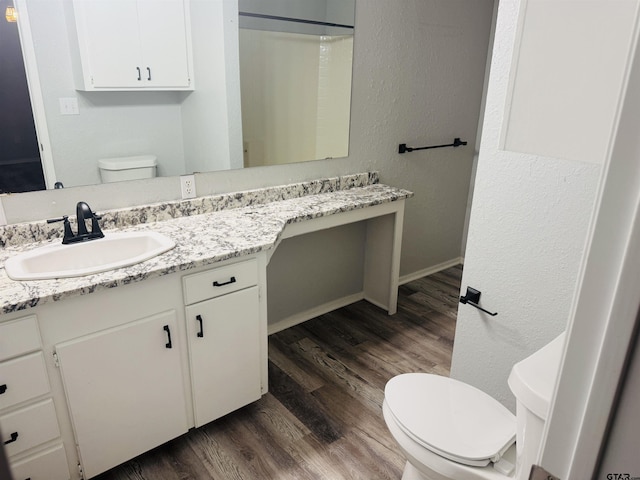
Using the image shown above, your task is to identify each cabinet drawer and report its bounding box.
[0,352,50,410]
[0,316,41,362]
[0,399,61,457]
[183,258,258,305]
[11,444,70,480]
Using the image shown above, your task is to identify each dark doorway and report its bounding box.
[0,0,46,194]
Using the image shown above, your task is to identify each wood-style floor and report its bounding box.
[96,265,462,480]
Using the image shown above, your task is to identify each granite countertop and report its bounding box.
[1,179,412,315]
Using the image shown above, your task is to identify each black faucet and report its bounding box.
[47,201,105,244]
[76,201,93,236]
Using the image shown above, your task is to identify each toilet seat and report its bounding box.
[384,373,516,467]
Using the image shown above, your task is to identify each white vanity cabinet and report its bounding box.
[183,259,262,427]
[0,253,267,479]
[70,0,193,90]
[0,315,70,480]
[55,310,189,479]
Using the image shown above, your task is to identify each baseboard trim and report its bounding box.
[268,292,365,335]
[399,257,463,285]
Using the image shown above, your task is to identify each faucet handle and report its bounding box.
[46,215,69,224]
[90,214,105,239]
[47,215,76,243]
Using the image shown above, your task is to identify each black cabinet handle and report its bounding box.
[213,276,236,287]
[136,67,142,81]
[163,325,172,349]
[3,432,18,445]
[196,315,204,338]
[147,67,151,81]
[0,384,6,394]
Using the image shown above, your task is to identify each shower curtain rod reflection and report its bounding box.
[239,12,354,29]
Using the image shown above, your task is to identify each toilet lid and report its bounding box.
[385,373,516,467]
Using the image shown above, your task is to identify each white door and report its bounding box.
[74,0,142,88]
[186,287,261,427]
[56,310,189,478]
[137,0,191,88]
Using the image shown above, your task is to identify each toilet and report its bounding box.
[98,155,157,183]
[383,333,565,480]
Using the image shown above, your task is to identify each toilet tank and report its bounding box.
[98,155,157,183]
[507,333,565,480]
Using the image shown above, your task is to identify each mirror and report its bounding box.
[0,0,354,194]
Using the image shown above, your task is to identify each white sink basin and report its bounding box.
[5,231,175,281]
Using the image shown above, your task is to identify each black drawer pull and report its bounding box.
[0,384,6,394]
[4,432,18,445]
[163,325,173,349]
[213,276,236,287]
[196,315,204,338]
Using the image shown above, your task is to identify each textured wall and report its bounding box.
[450,0,637,410]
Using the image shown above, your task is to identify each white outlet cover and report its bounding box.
[180,174,196,199]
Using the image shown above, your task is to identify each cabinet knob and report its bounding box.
[147,67,151,81]
[0,384,6,394]
[136,66,142,81]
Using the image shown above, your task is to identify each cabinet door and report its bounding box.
[137,0,191,88]
[186,287,261,427]
[73,0,143,88]
[56,310,188,479]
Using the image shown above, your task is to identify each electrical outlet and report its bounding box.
[180,174,196,199]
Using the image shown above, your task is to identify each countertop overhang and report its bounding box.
[1,182,412,315]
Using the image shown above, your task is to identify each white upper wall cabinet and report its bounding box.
[69,0,194,90]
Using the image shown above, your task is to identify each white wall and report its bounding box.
[2,0,495,283]
[182,0,244,173]
[450,0,638,411]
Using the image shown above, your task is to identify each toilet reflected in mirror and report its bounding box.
[98,155,158,184]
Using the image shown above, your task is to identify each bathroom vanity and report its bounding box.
[0,174,411,479]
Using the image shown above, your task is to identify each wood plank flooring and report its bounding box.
[96,265,462,480]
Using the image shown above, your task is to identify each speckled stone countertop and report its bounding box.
[1,173,412,315]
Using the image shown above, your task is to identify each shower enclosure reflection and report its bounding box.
[238,0,354,167]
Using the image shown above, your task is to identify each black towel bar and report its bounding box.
[398,137,467,154]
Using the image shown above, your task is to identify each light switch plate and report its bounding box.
[59,97,79,115]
